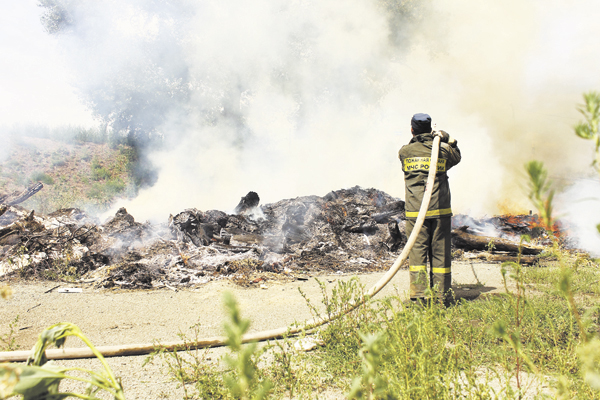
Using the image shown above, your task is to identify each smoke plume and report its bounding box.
[556,178,600,256]
[8,0,600,229]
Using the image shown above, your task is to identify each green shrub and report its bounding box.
[74,127,108,144]
[81,151,92,162]
[105,178,125,194]
[92,167,111,181]
[29,172,54,185]
[91,178,125,198]
[91,157,111,181]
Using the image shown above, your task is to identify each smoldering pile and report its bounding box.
[0,186,551,290]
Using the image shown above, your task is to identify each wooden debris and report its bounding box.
[452,226,543,255]
[57,288,83,293]
[0,182,44,205]
[234,191,260,214]
[44,285,61,294]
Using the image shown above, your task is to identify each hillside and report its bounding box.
[0,136,136,215]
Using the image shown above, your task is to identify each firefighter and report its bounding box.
[398,113,461,303]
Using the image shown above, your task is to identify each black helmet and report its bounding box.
[411,113,432,134]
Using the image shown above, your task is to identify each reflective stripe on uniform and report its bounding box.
[405,208,453,218]
[409,265,427,272]
[403,157,447,172]
[432,267,451,274]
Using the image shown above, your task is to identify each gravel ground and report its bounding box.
[1,261,511,399]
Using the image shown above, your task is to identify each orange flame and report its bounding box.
[502,213,562,238]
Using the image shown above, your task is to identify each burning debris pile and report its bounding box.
[451,214,554,264]
[0,186,559,289]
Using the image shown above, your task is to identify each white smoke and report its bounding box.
[0,2,94,128]
[556,177,600,257]
[116,0,600,221]
[4,0,600,227]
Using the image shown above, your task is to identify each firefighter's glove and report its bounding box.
[436,130,458,147]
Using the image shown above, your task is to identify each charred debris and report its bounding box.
[0,186,555,290]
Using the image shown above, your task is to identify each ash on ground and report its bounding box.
[0,186,558,290]
[0,187,408,289]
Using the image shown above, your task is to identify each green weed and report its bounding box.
[0,316,20,352]
[91,157,112,181]
[300,278,373,382]
[149,292,273,400]
[145,322,228,399]
[86,178,127,211]
[29,171,54,185]
[259,334,322,398]
[517,153,600,397]
[525,160,555,229]
[149,266,600,399]
[555,268,600,398]
[491,244,539,396]
[347,332,390,400]
[523,263,600,297]
[222,291,272,399]
[574,91,600,170]
[0,322,125,399]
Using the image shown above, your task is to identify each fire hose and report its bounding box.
[0,136,442,363]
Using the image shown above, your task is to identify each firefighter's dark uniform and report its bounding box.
[398,131,461,300]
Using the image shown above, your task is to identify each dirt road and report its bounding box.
[1,261,509,399]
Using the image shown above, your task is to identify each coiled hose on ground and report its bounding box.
[0,136,441,362]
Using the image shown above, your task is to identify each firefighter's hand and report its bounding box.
[436,130,457,147]
[434,130,449,142]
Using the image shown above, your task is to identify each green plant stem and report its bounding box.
[173,348,190,400]
[51,392,91,399]
[72,331,120,389]
[564,284,587,344]
[61,366,120,390]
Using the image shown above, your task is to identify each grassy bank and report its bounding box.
[0,126,137,215]
[149,251,600,399]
